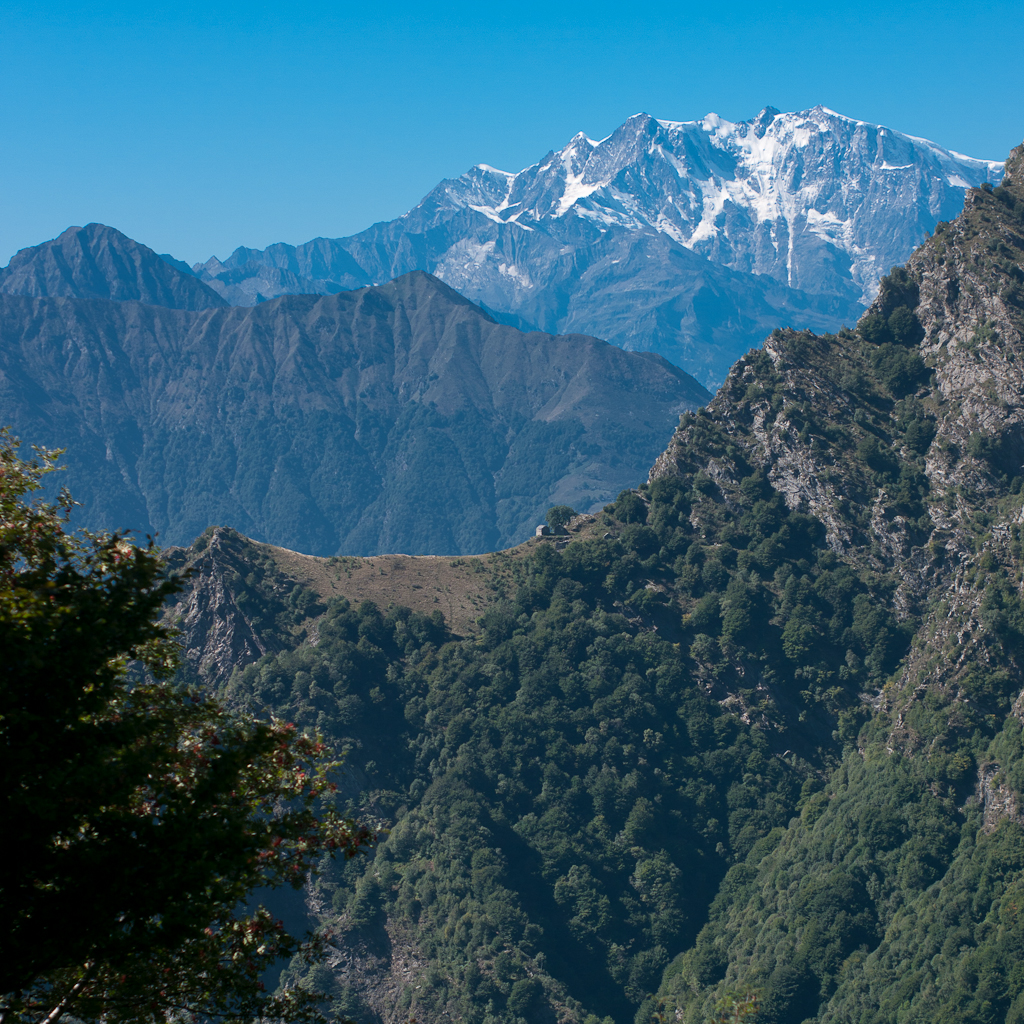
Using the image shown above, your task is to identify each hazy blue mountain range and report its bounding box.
[193,106,1003,386]
[0,266,708,554]
[0,223,227,310]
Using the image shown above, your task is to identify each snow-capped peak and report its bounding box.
[432,105,1003,302]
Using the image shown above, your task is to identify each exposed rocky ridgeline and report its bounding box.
[0,270,707,555]
[161,527,319,683]
[162,524,540,685]
[0,223,227,310]
[193,107,1001,386]
[649,142,1024,724]
[644,143,1024,1023]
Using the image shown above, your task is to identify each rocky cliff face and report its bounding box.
[0,271,708,555]
[651,143,1024,701]
[646,143,1024,1024]
[0,223,226,310]
[194,107,1002,386]
[162,527,304,682]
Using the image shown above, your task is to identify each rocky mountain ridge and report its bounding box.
[0,270,707,555]
[193,106,1002,386]
[645,142,1024,1023]
[0,223,226,310]
[417,106,1002,303]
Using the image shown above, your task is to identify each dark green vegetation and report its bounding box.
[545,505,576,530]
[196,495,845,1024]
[155,141,1024,1024]
[649,142,1024,1024]
[0,248,708,555]
[0,433,372,1024]
[167,424,911,1023]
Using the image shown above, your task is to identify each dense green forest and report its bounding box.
[155,143,1024,1024]
[652,148,1024,1023]
[213,471,875,1023]
[186,397,921,1022]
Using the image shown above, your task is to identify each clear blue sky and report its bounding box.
[2,0,1022,268]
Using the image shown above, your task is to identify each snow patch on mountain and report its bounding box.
[193,105,1002,387]
[431,105,1002,303]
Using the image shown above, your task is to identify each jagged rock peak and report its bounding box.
[749,104,781,137]
[163,527,291,682]
[0,223,227,310]
[439,105,1003,301]
[1003,141,1024,185]
[650,132,1024,637]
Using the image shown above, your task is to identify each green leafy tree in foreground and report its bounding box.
[0,430,374,1024]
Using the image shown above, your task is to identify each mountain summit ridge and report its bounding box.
[193,106,1002,385]
[0,269,708,555]
[0,223,227,311]
[449,104,1003,300]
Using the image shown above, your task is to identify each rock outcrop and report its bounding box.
[163,527,302,681]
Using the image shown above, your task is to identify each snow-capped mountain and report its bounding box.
[197,106,1003,386]
[443,106,1002,302]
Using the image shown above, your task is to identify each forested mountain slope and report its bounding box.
[152,139,1024,1024]
[0,271,706,555]
[645,140,1024,1024]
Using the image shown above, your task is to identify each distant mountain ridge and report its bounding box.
[192,106,1003,385]
[0,223,226,310]
[0,271,708,555]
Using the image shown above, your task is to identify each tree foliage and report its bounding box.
[0,431,373,1024]
[546,505,577,530]
[207,441,912,1021]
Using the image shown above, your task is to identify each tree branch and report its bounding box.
[41,963,94,1024]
